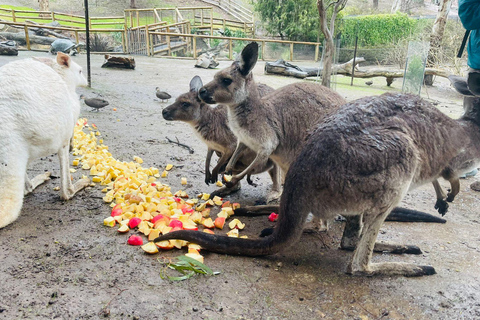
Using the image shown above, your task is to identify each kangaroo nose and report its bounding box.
[162,108,171,120]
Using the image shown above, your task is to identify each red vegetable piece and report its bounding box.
[128,217,142,228]
[268,213,278,222]
[127,235,143,246]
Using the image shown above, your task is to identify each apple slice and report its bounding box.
[127,235,143,246]
[202,218,215,229]
[103,216,116,227]
[118,224,130,233]
[155,240,174,250]
[228,218,245,230]
[148,229,161,241]
[185,253,204,264]
[141,242,159,254]
[226,229,239,237]
[214,217,226,229]
[203,229,215,235]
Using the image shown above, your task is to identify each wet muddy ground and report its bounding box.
[0,51,479,320]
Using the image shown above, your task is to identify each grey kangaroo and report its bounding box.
[197,42,446,223]
[156,83,480,276]
[198,42,346,196]
[162,76,279,197]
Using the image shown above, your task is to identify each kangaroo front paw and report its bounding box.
[434,199,449,216]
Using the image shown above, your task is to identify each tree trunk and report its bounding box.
[317,0,348,88]
[373,0,378,9]
[130,0,137,9]
[425,0,452,85]
[38,0,50,18]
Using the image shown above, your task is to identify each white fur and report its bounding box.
[0,53,89,228]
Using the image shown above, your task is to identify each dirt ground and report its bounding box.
[0,51,479,320]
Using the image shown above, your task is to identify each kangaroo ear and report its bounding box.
[190,75,203,93]
[448,75,474,96]
[238,42,258,76]
[56,52,71,68]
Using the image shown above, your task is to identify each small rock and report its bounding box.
[470,181,480,192]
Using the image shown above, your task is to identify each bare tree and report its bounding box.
[317,0,348,88]
[38,0,50,18]
[425,0,453,85]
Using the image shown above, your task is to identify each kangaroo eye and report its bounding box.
[222,78,232,86]
[181,102,190,109]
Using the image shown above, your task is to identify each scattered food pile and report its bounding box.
[71,118,247,263]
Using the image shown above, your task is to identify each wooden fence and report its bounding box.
[0,7,124,29]
[147,30,322,62]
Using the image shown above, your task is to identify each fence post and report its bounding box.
[51,11,55,21]
[145,25,150,56]
[24,25,30,50]
[11,9,16,22]
[315,43,319,62]
[229,39,232,60]
[290,43,294,61]
[262,40,265,61]
[193,37,197,59]
[136,10,139,27]
[129,11,133,28]
[75,30,79,44]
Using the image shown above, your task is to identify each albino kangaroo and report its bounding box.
[156,90,480,276]
[162,76,280,197]
[0,53,90,229]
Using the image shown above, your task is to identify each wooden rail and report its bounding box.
[148,31,321,61]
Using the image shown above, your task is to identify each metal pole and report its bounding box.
[350,35,358,86]
[84,0,91,87]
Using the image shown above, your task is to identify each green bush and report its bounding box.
[341,13,426,47]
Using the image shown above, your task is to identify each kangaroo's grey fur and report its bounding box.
[155,85,480,276]
[162,76,279,197]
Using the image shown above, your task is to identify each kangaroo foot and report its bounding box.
[210,182,242,198]
[434,199,449,216]
[25,172,51,195]
[341,241,422,255]
[60,177,90,200]
[266,190,282,204]
[347,262,436,277]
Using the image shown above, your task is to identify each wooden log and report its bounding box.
[0,43,18,55]
[101,54,136,69]
[0,31,55,45]
[264,58,450,85]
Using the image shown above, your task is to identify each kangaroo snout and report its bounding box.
[199,87,215,104]
[162,107,174,121]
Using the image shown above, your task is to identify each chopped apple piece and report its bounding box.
[141,242,159,254]
[228,218,245,230]
[103,216,116,227]
[227,229,239,237]
[117,224,130,233]
[156,240,174,250]
[165,164,174,171]
[185,253,204,264]
[202,218,215,229]
[214,217,226,229]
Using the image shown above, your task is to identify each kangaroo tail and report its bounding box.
[234,205,279,216]
[154,183,306,256]
[387,207,446,223]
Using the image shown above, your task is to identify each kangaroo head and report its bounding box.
[162,76,204,122]
[199,42,258,105]
[54,52,88,88]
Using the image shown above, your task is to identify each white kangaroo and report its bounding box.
[0,53,90,229]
